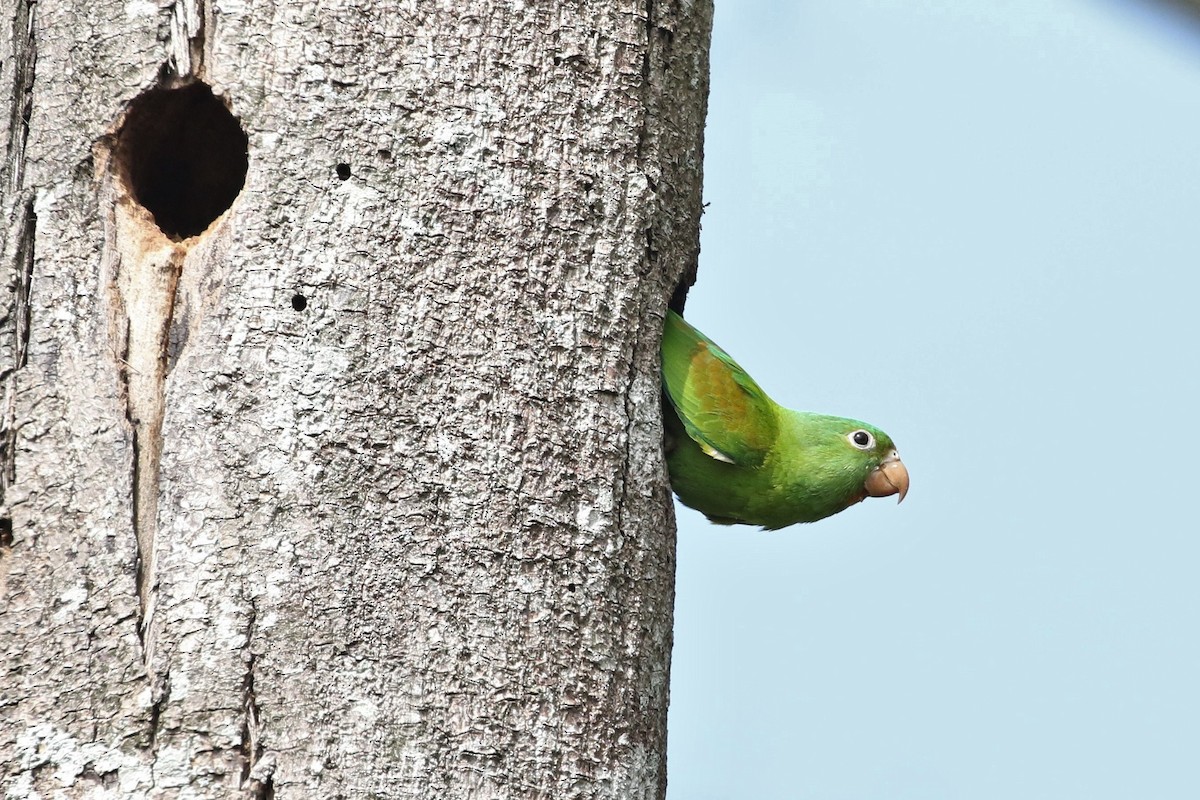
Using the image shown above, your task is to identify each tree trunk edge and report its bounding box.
[0,0,713,797]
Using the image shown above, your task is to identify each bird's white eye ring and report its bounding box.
[848,429,874,450]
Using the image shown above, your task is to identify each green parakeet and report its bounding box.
[662,310,909,529]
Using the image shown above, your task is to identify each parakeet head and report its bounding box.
[775,413,910,524]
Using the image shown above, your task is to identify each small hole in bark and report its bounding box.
[0,517,12,550]
[291,293,308,311]
[335,163,351,180]
[115,82,249,239]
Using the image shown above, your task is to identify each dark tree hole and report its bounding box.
[335,163,351,180]
[115,82,249,239]
[291,293,308,311]
[0,517,12,550]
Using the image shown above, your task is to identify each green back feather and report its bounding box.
[661,311,780,467]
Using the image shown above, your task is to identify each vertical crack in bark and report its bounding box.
[633,0,662,533]
[616,322,641,540]
[108,218,186,658]
[4,0,36,195]
[168,0,208,79]
[105,233,183,755]
[2,200,35,507]
[637,0,655,162]
[1,0,36,531]
[134,255,181,634]
[239,603,259,782]
[11,202,33,376]
[146,670,171,750]
[240,600,275,798]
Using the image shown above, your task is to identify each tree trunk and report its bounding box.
[0,0,710,797]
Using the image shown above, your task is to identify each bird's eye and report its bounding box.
[849,430,874,450]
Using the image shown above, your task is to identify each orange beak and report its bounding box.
[864,452,909,503]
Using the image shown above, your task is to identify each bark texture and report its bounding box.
[0,0,710,797]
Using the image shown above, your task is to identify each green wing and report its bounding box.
[661,310,780,467]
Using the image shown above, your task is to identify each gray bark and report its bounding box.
[0,0,710,797]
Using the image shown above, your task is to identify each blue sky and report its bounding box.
[667,2,1200,797]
